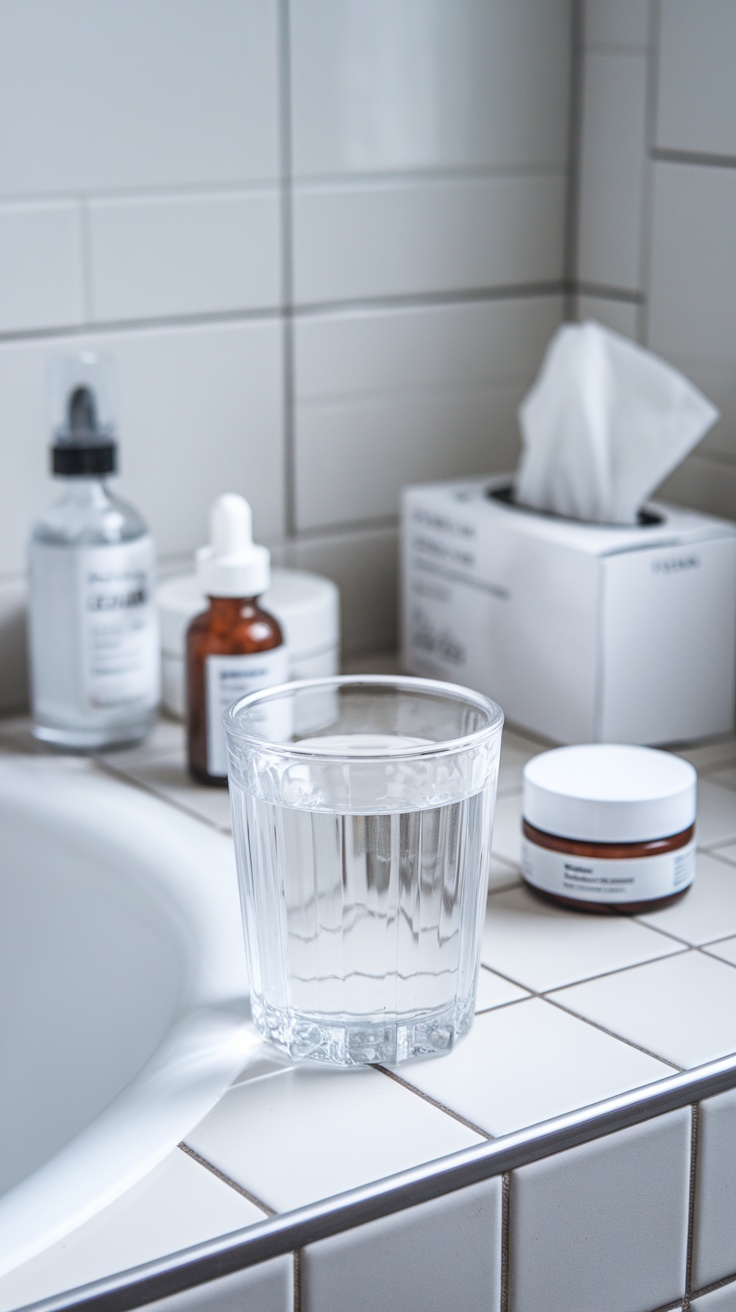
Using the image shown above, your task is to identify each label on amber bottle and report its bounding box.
[521,835,696,904]
[205,646,289,777]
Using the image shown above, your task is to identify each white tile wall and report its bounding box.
[289,0,570,176]
[575,294,640,339]
[576,53,648,290]
[656,0,736,158]
[583,0,649,50]
[301,1179,503,1312]
[87,191,282,322]
[0,0,281,196]
[509,1109,691,1312]
[292,526,398,655]
[693,1285,736,1312]
[693,1089,736,1290]
[0,202,84,333]
[292,174,566,305]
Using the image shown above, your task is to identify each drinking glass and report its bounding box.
[225,675,503,1067]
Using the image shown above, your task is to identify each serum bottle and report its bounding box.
[28,353,159,749]
[186,494,287,786]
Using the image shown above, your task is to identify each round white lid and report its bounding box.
[522,744,696,843]
[157,568,340,660]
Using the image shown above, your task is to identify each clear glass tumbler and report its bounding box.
[225,675,503,1067]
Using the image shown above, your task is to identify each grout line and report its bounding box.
[293,1251,301,1312]
[178,1143,276,1217]
[500,1172,511,1312]
[562,0,584,321]
[92,757,224,835]
[543,994,683,1071]
[373,1065,492,1141]
[575,281,644,304]
[638,0,661,346]
[277,0,297,541]
[684,1104,700,1307]
[652,147,736,171]
[291,281,567,318]
[293,163,567,188]
[540,945,691,997]
[691,1269,736,1302]
[294,513,398,541]
[474,995,531,1018]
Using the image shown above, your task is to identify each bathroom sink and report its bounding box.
[0,753,251,1279]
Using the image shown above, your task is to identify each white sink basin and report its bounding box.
[0,753,251,1278]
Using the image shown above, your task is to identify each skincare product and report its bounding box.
[186,494,287,786]
[521,744,697,912]
[28,353,159,749]
[158,568,339,720]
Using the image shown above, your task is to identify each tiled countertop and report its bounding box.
[2,689,736,1312]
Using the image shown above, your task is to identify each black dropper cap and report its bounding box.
[52,384,117,477]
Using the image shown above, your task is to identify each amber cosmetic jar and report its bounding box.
[521,744,697,913]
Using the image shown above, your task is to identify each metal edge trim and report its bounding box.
[18,1051,736,1312]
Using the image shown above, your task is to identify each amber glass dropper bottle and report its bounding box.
[186,494,287,786]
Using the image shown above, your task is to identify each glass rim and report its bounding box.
[223,673,503,761]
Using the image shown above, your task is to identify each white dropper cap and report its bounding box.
[196,494,270,598]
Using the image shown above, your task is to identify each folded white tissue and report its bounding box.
[400,323,736,744]
[516,320,719,525]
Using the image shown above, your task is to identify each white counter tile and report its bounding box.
[715,844,736,867]
[509,1109,690,1312]
[391,997,671,1137]
[0,1149,286,1312]
[693,1088,736,1289]
[550,950,736,1069]
[636,854,736,946]
[301,1178,502,1312]
[488,855,522,893]
[482,884,682,992]
[711,765,736,792]
[475,966,530,1013]
[490,792,524,866]
[186,1065,482,1215]
[670,736,736,772]
[105,752,233,831]
[701,937,736,969]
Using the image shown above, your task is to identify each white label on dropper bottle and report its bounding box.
[205,645,289,777]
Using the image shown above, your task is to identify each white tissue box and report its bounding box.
[401,476,736,745]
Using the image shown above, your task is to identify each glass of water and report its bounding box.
[225,675,503,1067]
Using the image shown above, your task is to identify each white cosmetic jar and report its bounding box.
[521,744,697,912]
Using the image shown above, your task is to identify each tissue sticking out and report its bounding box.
[515,321,719,525]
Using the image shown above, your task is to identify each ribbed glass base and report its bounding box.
[252,995,475,1067]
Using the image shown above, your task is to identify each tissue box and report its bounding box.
[401,476,736,744]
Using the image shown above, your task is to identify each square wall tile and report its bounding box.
[584,0,649,49]
[509,1108,690,1312]
[648,163,736,365]
[301,1178,502,1312]
[0,578,28,713]
[657,455,736,525]
[693,1088,736,1289]
[392,997,671,1136]
[292,525,398,656]
[636,854,736,947]
[550,950,736,1069]
[482,885,682,992]
[656,0,736,157]
[577,53,648,290]
[0,319,285,575]
[290,0,570,175]
[0,202,84,333]
[0,0,280,196]
[693,1283,736,1311]
[0,1148,285,1312]
[186,1065,483,1215]
[294,297,562,529]
[575,295,640,340]
[292,174,566,305]
[88,190,282,322]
